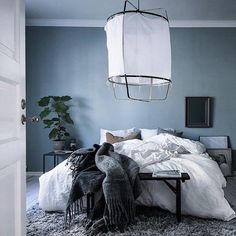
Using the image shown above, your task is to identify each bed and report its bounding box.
[38,132,236,221]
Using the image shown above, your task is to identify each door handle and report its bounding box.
[21,99,26,110]
[21,115,39,125]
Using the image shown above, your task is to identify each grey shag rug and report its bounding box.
[27,204,236,236]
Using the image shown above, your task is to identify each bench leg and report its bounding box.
[87,194,91,216]
[86,193,95,217]
[176,180,181,222]
[91,193,95,209]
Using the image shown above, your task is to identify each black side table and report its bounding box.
[43,151,72,173]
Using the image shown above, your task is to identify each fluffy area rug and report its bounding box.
[27,204,236,236]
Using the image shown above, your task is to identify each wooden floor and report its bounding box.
[26,176,39,210]
[26,175,236,212]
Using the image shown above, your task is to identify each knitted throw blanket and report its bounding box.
[65,144,104,224]
[65,142,141,234]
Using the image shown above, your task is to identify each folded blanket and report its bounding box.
[65,143,141,235]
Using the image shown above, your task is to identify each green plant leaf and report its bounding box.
[39,107,51,119]
[43,119,54,127]
[38,96,73,140]
[52,96,61,101]
[49,128,58,140]
[61,96,72,101]
[38,97,50,107]
[60,126,66,131]
[63,113,74,124]
[52,117,60,122]
[54,102,69,113]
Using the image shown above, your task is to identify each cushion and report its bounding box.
[158,128,183,137]
[100,128,136,144]
[106,132,141,144]
[140,129,158,140]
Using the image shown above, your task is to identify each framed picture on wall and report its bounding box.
[199,136,228,149]
[185,97,211,128]
[207,148,232,177]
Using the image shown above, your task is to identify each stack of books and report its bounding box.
[152,170,181,177]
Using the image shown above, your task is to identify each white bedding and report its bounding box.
[38,160,72,211]
[39,133,235,221]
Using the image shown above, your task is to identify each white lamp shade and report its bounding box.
[105,12,171,85]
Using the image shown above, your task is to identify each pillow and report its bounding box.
[158,128,183,137]
[106,132,141,144]
[140,128,158,140]
[147,133,205,154]
[100,128,136,144]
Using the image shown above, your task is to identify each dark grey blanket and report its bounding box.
[95,143,141,227]
[65,142,141,234]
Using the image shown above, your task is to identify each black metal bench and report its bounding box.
[86,172,190,222]
[139,172,190,222]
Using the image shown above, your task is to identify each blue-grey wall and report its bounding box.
[26,27,236,172]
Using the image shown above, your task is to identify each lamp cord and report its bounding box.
[107,0,169,22]
[124,0,139,12]
[123,0,168,21]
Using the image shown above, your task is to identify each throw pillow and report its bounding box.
[100,128,136,144]
[106,132,141,144]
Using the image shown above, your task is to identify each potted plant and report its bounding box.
[38,96,74,151]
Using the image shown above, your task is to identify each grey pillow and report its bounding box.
[158,128,183,137]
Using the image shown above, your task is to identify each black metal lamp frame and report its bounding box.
[106,0,172,102]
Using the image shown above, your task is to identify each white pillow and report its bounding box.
[140,128,158,140]
[147,133,206,154]
[100,128,136,144]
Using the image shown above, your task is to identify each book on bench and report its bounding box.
[152,170,181,178]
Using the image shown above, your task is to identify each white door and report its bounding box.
[0,0,26,235]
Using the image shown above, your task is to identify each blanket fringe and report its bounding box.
[106,198,135,227]
[64,199,83,227]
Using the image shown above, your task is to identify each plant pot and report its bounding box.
[53,140,66,151]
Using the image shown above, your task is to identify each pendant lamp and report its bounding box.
[105,0,171,101]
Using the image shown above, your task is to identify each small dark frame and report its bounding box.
[185,97,211,128]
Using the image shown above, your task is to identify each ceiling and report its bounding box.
[25,0,236,27]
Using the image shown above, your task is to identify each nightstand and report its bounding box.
[43,151,72,173]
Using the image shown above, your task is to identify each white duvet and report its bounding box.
[39,133,235,221]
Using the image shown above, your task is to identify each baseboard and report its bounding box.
[27,171,43,176]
